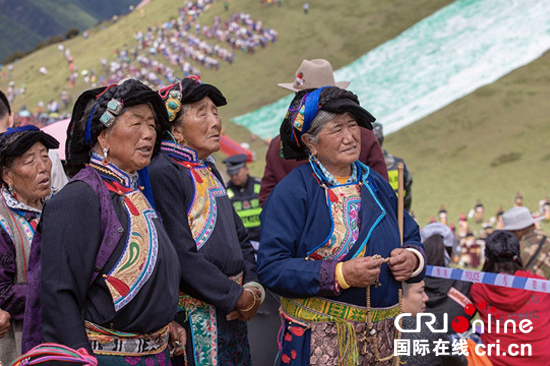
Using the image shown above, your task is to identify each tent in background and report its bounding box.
[41,118,69,160]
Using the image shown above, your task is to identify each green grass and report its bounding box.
[3,0,548,229]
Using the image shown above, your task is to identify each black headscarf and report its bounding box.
[157,76,226,130]
[65,78,169,173]
[0,125,59,183]
[279,86,376,160]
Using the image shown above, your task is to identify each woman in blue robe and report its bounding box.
[257,87,426,366]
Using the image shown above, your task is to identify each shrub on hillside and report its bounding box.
[3,51,26,64]
[66,28,80,40]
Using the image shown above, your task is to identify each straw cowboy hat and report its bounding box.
[277,59,350,92]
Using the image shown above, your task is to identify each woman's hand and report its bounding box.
[0,309,10,338]
[168,320,186,358]
[341,256,385,288]
[226,287,261,322]
[388,248,418,282]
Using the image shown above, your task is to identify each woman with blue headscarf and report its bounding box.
[257,87,426,366]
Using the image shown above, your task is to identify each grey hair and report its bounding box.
[302,110,338,146]
[170,104,189,131]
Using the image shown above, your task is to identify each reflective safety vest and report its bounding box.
[387,169,407,197]
[226,177,262,241]
[384,150,412,211]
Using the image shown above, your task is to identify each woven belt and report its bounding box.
[281,296,400,324]
[85,321,169,356]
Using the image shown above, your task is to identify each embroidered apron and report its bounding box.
[280,183,398,366]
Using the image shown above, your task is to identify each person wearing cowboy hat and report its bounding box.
[259,59,388,206]
[502,206,550,279]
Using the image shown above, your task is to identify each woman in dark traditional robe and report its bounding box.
[0,126,58,365]
[149,76,262,366]
[24,78,184,365]
[257,87,426,366]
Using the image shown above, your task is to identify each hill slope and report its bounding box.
[0,0,140,62]
[2,0,548,226]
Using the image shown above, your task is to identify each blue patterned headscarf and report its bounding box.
[280,86,376,160]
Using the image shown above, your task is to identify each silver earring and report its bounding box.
[102,147,109,165]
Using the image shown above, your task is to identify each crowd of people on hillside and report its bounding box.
[0,0,278,128]
[0,1,549,362]
[0,55,548,366]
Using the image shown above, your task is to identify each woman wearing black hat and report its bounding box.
[257,87,425,365]
[0,125,58,365]
[149,76,262,366]
[24,78,184,365]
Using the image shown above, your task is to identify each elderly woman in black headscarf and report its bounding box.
[0,126,58,365]
[257,87,425,366]
[23,78,184,365]
[148,76,262,366]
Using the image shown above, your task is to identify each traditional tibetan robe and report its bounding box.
[39,154,180,365]
[149,140,258,366]
[257,159,424,366]
[0,187,41,365]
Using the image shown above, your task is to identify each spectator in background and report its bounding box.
[421,223,473,334]
[373,122,413,211]
[222,154,262,245]
[0,126,59,365]
[400,281,467,366]
[0,91,68,192]
[471,231,550,366]
[0,90,14,131]
[502,206,550,279]
[259,59,388,206]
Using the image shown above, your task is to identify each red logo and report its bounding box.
[451,301,493,333]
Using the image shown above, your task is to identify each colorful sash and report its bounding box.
[160,140,227,250]
[103,189,159,311]
[85,321,169,356]
[178,272,243,366]
[186,165,226,250]
[90,155,160,313]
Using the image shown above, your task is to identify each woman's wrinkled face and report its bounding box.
[306,113,361,175]
[2,142,52,205]
[99,104,157,174]
[181,97,221,160]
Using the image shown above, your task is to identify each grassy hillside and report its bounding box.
[2,0,548,228]
[0,0,139,62]
[385,49,550,226]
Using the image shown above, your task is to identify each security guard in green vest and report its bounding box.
[222,154,262,245]
[373,122,413,211]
